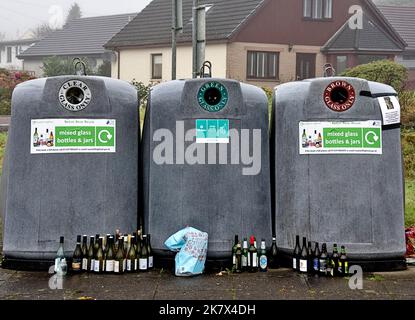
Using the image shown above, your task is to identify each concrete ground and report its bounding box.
[0,265,414,300]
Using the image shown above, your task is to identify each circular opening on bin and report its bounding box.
[65,87,85,105]
[330,87,349,105]
[204,87,222,106]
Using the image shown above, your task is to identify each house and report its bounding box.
[104,0,406,88]
[377,5,415,89]
[0,38,38,72]
[18,13,137,77]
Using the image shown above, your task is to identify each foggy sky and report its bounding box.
[0,0,152,40]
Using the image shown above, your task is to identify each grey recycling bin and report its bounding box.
[272,77,405,265]
[142,78,272,259]
[1,76,139,264]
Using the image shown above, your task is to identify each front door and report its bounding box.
[296,53,316,80]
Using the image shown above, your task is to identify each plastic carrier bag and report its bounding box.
[164,227,208,277]
[406,227,415,257]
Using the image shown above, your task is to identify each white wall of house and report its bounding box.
[112,43,228,83]
[0,44,32,70]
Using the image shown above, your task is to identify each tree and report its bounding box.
[0,32,5,41]
[66,3,82,24]
[32,23,55,39]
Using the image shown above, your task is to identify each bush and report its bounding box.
[402,129,415,180]
[0,69,36,115]
[96,60,111,77]
[400,91,415,127]
[341,59,408,92]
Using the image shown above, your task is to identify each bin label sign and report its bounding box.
[299,121,382,155]
[196,119,229,143]
[31,119,116,154]
[378,96,401,126]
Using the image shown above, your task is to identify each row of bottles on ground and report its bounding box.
[54,229,153,275]
[231,235,279,273]
[33,128,54,147]
[292,235,349,277]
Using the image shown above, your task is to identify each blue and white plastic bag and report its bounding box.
[164,227,208,277]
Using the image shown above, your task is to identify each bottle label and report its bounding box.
[82,258,88,270]
[293,258,297,269]
[127,259,132,271]
[338,261,343,273]
[313,258,319,271]
[90,259,95,271]
[72,262,81,271]
[94,260,100,272]
[232,255,236,266]
[252,253,258,267]
[149,256,154,268]
[55,258,61,273]
[299,259,307,272]
[123,259,126,271]
[106,260,114,272]
[319,259,327,272]
[344,261,349,274]
[242,255,247,267]
[247,254,251,266]
[134,259,138,270]
[260,255,267,269]
[114,261,120,273]
[139,258,148,270]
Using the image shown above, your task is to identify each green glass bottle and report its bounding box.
[87,236,95,273]
[126,236,137,272]
[235,243,242,273]
[105,237,115,273]
[81,235,88,272]
[94,238,104,273]
[72,235,82,273]
[139,235,149,271]
[147,234,154,269]
[114,238,125,274]
[242,238,248,272]
[248,236,258,273]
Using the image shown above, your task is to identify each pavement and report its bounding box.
[0,265,415,300]
[0,116,10,131]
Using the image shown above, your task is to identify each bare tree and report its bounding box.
[0,32,6,41]
[32,23,55,39]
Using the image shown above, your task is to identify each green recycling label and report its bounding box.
[299,121,382,155]
[31,119,116,154]
[196,119,229,143]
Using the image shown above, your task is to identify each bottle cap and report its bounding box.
[250,236,255,244]
[77,235,81,242]
[60,236,64,243]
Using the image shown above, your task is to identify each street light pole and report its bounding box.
[172,0,183,80]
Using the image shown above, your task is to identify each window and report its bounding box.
[6,47,12,63]
[357,55,387,65]
[304,0,332,20]
[247,51,279,80]
[151,54,162,79]
[336,56,347,74]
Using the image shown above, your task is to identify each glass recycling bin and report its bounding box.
[142,78,272,259]
[271,77,406,266]
[1,76,139,264]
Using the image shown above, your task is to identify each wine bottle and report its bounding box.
[94,238,104,273]
[232,235,238,271]
[105,237,115,273]
[242,238,248,272]
[307,241,313,274]
[259,239,268,272]
[54,236,65,274]
[313,242,321,275]
[293,235,301,271]
[269,237,278,269]
[339,246,348,276]
[147,234,154,269]
[126,236,137,272]
[330,244,340,277]
[87,236,95,273]
[319,243,328,276]
[81,235,88,272]
[299,237,308,273]
[248,236,257,273]
[235,243,242,273]
[72,235,82,273]
[114,238,125,274]
[139,235,149,271]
